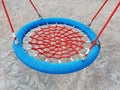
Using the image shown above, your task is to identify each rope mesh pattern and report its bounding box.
[29,24,86,59]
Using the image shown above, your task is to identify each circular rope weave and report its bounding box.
[29,24,85,59]
[13,18,100,74]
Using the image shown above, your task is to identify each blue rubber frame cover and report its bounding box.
[13,18,100,74]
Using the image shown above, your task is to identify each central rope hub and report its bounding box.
[29,24,85,59]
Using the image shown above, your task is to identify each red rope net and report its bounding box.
[29,24,86,59]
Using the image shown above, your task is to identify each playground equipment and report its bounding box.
[1,0,120,74]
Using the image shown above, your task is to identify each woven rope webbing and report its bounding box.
[29,25,86,59]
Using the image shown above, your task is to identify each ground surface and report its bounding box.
[0,0,120,90]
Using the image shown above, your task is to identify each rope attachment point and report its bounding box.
[12,33,18,44]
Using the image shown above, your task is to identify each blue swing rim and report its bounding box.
[13,18,100,74]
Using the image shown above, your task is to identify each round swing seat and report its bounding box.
[13,18,100,74]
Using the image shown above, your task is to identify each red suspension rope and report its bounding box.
[29,0,42,18]
[1,0,14,33]
[1,0,42,42]
[89,1,120,50]
[1,0,18,42]
[88,0,108,26]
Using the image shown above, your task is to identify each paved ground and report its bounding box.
[0,0,120,90]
